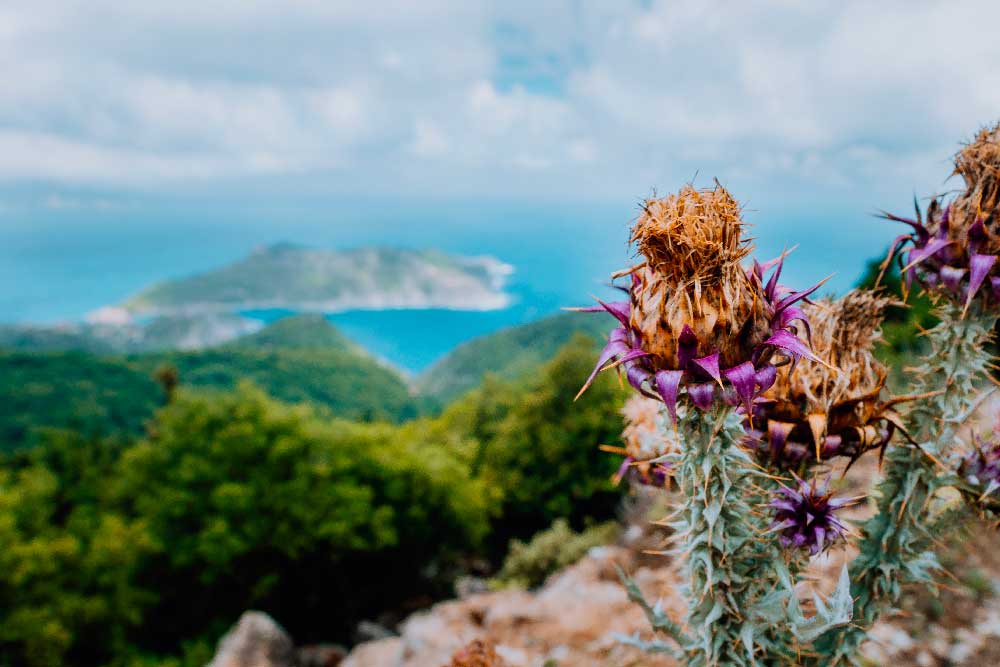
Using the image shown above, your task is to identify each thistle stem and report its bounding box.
[811,303,997,665]
[672,406,773,667]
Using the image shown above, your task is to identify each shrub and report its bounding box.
[491,518,619,589]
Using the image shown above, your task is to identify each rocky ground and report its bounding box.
[342,545,681,667]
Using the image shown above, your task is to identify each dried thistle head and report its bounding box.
[577,183,826,424]
[629,185,770,370]
[750,290,908,467]
[884,122,1000,310]
[950,123,1000,247]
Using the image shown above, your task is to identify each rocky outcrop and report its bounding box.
[341,546,682,667]
[206,611,346,667]
[207,612,297,667]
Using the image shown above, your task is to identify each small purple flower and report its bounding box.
[769,476,854,555]
[959,432,1000,500]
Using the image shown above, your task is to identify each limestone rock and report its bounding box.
[207,611,296,667]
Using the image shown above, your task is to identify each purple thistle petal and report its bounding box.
[821,434,842,458]
[773,277,830,317]
[626,364,652,393]
[692,350,722,385]
[654,370,684,426]
[755,364,778,393]
[902,237,952,272]
[769,477,851,555]
[777,305,812,344]
[764,255,784,301]
[938,204,950,237]
[720,384,740,407]
[609,326,629,345]
[939,265,966,293]
[610,348,652,367]
[756,253,786,278]
[764,329,822,364]
[768,420,795,460]
[881,210,930,245]
[813,526,826,555]
[723,361,757,416]
[687,382,716,411]
[968,217,987,254]
[594,299,631,328]
[577,338,631,398]
[677,324,699,369]
[967,254,998,307]
[769,501,799,514]
[991,276,1000,302]
[614,456,634,483]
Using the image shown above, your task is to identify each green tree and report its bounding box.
[0,433,155,667]
[111,383,491,649]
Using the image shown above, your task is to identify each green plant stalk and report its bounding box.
[812,302,997,664]
[621,404,844,666]
[671,405,781,667]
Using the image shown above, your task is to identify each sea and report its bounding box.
[0,196,896,373]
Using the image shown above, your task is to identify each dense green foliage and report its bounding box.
[409,333,628,556]
[0,326,118,354]
[0,334,626,666]
[0,351,164,451]
[0,385,490,667]
[134,347,419,422]
[0,317,419,451]
[417,311,610,403]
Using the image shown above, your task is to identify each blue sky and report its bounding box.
[1,0,999,296]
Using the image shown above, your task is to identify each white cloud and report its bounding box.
[0,0,997,207]
[410,120,450,158]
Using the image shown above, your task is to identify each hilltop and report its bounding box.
[416,311,611,403]
[116,244,513,318]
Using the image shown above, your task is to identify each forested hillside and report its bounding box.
[0,316,419,451]
[0,334,627,667]
[417,311,610,403]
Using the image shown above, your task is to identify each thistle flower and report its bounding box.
[747,290,914,467]
[577,184,826,423]
[882,122,1000,312]
[958,418,1000,509]
[769,476,854,555]
[959,438,1000,497]
[609,395,677,487]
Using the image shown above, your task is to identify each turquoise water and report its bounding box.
[0,195,895,372]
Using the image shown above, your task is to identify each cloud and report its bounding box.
[0,0,997,205]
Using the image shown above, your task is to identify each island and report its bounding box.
[106,243,513,320]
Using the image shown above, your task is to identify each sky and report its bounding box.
[2,1,998,205]
[1,1,999,316]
